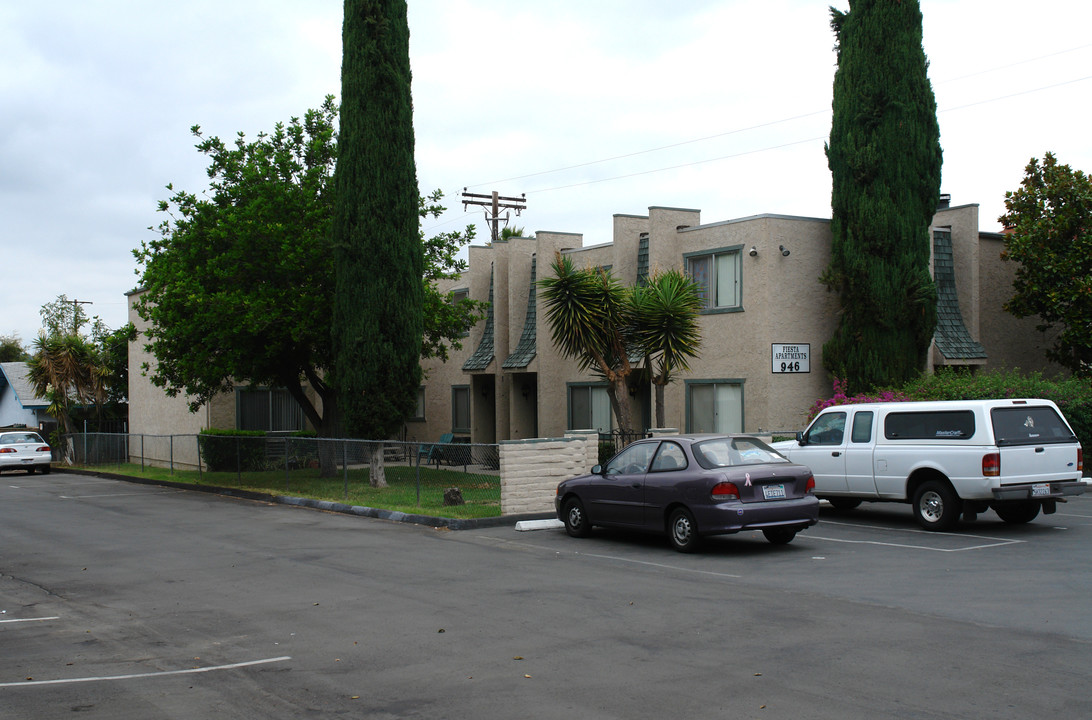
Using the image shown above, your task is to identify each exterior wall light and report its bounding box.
[779,245,790,257]
[749,246,758,257]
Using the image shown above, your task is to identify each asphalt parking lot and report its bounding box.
[2,471,1090,719]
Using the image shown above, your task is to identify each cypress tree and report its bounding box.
[331,0,423,439]
[823,0,942,393]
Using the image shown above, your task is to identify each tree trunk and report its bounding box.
[369,441,388,488]
[654,381,666,428]
[606,375,634,432]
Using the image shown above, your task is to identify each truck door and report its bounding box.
[794,411,849,494]
[845,410,878,496]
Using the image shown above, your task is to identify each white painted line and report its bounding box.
[59,490,184,500]
[514,519,564,532]
[580,552,743,578]
[0,656,292,688]
[807,534,1021,552]
[0,616,60,624]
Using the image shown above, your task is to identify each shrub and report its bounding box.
[199,429,267,472]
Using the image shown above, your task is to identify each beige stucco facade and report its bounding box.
[411,201,1065,445]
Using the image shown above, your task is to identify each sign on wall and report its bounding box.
[772,343,810,373]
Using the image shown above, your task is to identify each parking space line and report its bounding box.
[0,656,292,688]
[0,616,60,624]
[810,519,1024,552]
[59,490,185,500]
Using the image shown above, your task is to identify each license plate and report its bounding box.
[762,484,786,500]
[1031,483,1051,497]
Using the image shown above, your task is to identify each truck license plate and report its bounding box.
[1031,483,1051,497]
[762,484,786,500]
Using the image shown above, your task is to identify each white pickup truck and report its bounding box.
[772,399,1086,530]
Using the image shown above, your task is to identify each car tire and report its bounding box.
[26,466,35,475]
[667,507,701,553]
[562,497,592,538]
[912,480,962,531]
[40,465,51,475]
[762,527,797,545]
[828,498,862,511]
[993,500,1040,524]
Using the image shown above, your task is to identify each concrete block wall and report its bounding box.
[499,430,598,515]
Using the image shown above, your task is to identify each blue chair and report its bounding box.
[418,433,454,466]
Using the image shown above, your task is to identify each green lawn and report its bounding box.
[73,462,502,519]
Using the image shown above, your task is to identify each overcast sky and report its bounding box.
[2,1,1089,345]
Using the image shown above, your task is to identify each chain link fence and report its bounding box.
[60,433,501,519]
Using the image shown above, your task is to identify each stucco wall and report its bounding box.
[499,430,598,515]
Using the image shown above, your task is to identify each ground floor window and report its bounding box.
[686,380,743,434]
[236,387,304,432]
[568,383,612,431]
[452,385,471,433]
[410,386,425,422]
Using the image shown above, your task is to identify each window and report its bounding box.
[650,441,687,472]
[991,406,1075,446]
[687,381,743,433]
[568,384,612,431]
[604,441,657,475]
[805,411,846,445]
[409,387,425,422]
[452,386,471,433]
[884,411,975,440]
[686,247,742,311]
[451,288,470,336]
[236,388,304,432]
[851,411,874,443]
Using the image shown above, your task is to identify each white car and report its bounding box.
[0,431,52,475]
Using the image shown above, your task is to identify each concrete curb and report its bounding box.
[53,467,557,531]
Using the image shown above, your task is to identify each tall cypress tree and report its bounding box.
[823,0,942,392]
[331,0,423,440]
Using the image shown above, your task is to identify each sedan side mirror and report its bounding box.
[591,464,603,475]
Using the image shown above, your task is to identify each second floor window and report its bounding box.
[687,248,741,311]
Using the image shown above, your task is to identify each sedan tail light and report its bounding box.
[982,452,1000,477]
[711,481,740,501]
[805,475,816,494]
[36,446,50,452]
[0,448,14,454]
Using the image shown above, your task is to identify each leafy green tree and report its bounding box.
[999,153,1092,376]
[135,100,477,477]
[823,0,942,393]
[540,255,703,432]
[630,269,703,428]
[0,335,28,362]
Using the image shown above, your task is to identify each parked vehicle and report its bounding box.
[772,399,1086,530]
[0,431,52,475]
[555,434,819,552]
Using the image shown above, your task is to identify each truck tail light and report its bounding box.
[1079,448,1084,473]
[711,482,740,501]
[805,475,816,494]
[982,453,1000,477]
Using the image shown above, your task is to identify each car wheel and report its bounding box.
[562,497,592,538]
[762,527,797,545]
[828,498,862,511]
[912,480,962,531]
[667,507,701,553]
[993,500,1040,524]
[26,466,35,475]
[39,464,51,475]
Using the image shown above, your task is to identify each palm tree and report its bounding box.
[27,334,107,435]
[539,252,638,431]
[630,270,703,428]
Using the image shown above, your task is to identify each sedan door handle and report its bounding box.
[631,482,641,488]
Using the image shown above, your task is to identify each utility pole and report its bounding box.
[461,189,527,243]
[70,299,92,334]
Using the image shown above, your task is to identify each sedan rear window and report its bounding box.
[991,406,1076,446]
[694,437,788,469]
[0,433,44,444]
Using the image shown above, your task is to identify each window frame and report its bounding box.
[567,382,613,431]
[451,385,471,434]
[683,245,744,313]
[684,379,745,434]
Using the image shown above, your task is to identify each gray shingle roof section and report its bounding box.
[502,255,537,369]
[0,362,49,408]
[933,229,988,361]
[462,267,496,371]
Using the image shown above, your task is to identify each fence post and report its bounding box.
[343,440,349,501]
[141,435,145,472]
[415,442,421,506]
[284,436,290,493]
[236,436,242,484]
[197,434,203,481]
[170,435,174,475]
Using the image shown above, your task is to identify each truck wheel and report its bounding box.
[912,480,962,531]
[993,501,1041,524]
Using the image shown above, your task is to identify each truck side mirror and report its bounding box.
[796,431,807,446]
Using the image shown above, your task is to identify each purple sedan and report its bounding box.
[555,434,819,552]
